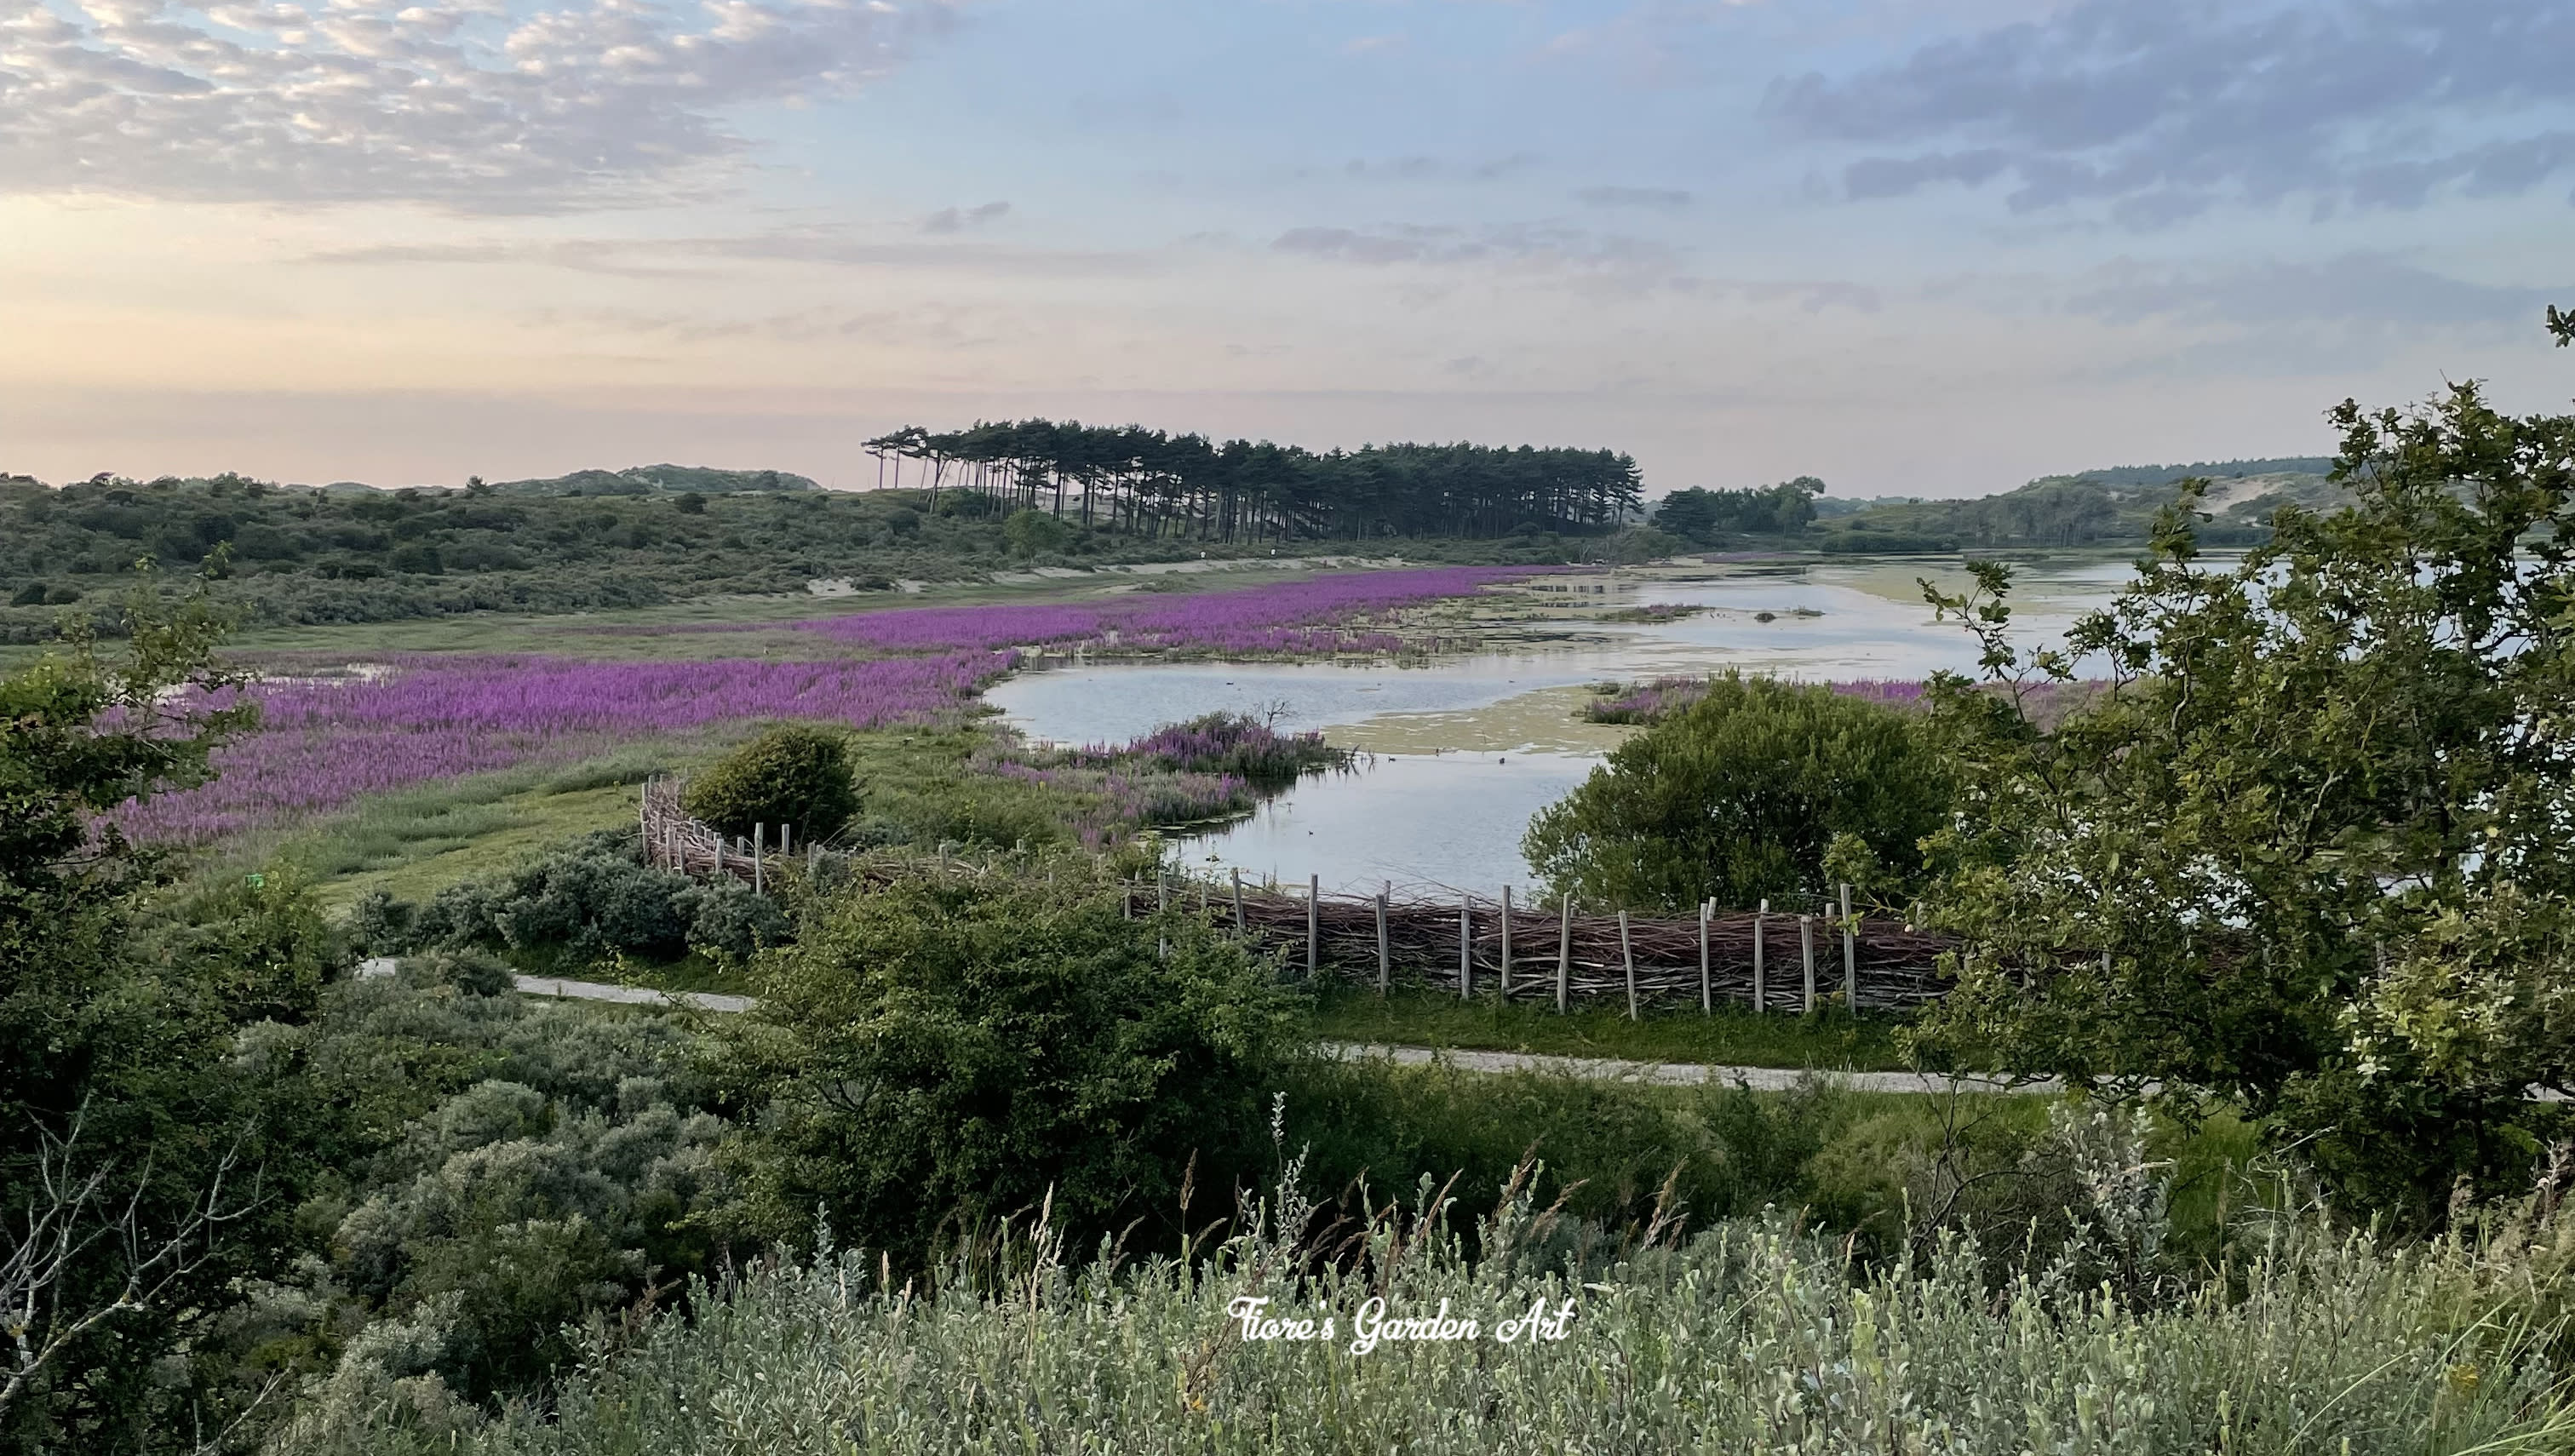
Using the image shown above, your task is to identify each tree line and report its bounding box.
[862,421,1644,542]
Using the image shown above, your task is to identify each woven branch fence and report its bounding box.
[641,778,1952,1013]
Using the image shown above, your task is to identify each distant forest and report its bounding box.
[0,440,2341,644]
[862,421,1645,541]
[1810,456,2340,553]
[0,454,1584,642]
[1643,456,2343,555]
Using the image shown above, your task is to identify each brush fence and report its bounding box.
[1189,879,1946,1013]
[642,778,1948,1013]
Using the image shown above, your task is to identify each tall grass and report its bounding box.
[280,1114,2575,1455]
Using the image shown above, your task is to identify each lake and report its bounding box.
[985,557,2140,895]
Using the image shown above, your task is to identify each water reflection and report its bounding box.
[985,557,2143,893]
[1179,751,1595,899]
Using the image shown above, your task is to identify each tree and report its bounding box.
[680,725,859,844]
[1523,674,1954,914]
[1001,507,1071,558]
[1,569,341,1450]
[720,865,1302,1265]
[1912,324,2575,1220]
[1652,479,1824,543]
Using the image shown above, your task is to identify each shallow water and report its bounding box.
[986,557,2140,894]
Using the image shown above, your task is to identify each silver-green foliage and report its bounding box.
[278,1112,2575,1456]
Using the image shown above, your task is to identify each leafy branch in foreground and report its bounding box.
[1912,317,2575,1220]
[0,559,344,1453]
[1,557,254,905]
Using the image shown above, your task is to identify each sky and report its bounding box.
[3,0,2572,497]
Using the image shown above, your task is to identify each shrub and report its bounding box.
[1524,672,1953,913]
[680,724,857,843]
[404,832,783,965]
[674,877,790,960]
[411,947,513,997]
[1001,507,1072,558]
[1098,712,1345,788]
[246,974,734,1414]
[721,866,1305,1264]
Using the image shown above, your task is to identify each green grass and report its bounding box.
[217,742,726,914]
[1283,1053,2270,1265]
[1308,982,1912,1070]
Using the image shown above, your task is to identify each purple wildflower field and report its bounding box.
[119,567,1538,843]
[122,651,1005,843]
[792,565,1541,656]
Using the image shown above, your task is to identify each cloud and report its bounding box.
[1343,33,1404,55]
[1270,221,1683,282]
[1574,185,1693,209]
[1339,153,1539,183]
[302,225,1161,278]
[1766,0,2575,225]
[0,0,956,212]
[922,201,1011,234]
[2064,255,2563,332]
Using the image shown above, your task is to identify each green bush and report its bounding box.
[1001,507,1073,558]
[405,832,789,963]
[1524,673,1953,913]
[680,724,857,843]
[236,972,733,1417]
[720,866,1305,1264]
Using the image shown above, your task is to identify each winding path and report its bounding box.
[431,965,2051,1097]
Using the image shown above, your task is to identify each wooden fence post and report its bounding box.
[1158,871,1168,915]
[1800,914,1816,1016]
[1754,899,1768,1012]
[1375,892,1391,995]
[714,839,724,879]
[1122,880,1133,920]
[1620,911,1637,1021]
[781,823,791,860]
[1231,868,1246,931]
[808,843,821,877]
[1557,897,1573,1014]
[1840,882,1856,1010]
[1307,874,1320,977]
[1459,896,1473,1000]
[1698,899,1712,1014]
[1500,886,1513,999]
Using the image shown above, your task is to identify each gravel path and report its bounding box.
[510,974,758,1015]
[467,966,2047,1094]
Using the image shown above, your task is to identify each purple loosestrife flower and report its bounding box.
[795,567,1549,656]
[119,651,1007,843]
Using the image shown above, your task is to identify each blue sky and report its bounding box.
[3,0,2569,495]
